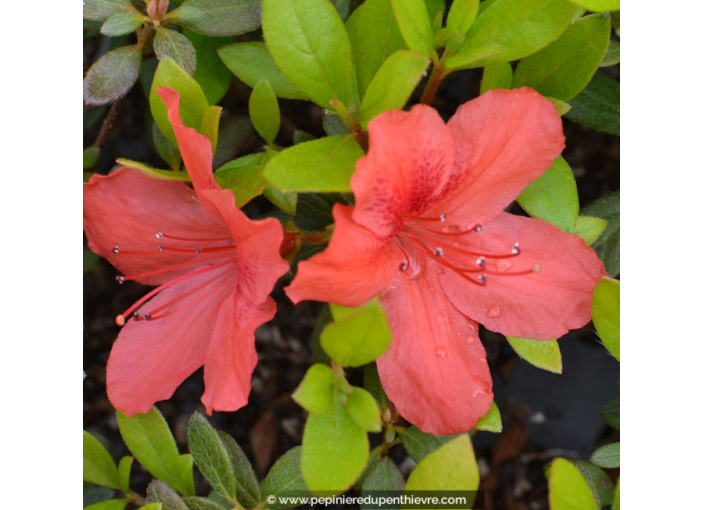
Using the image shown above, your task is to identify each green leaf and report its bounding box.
[83,146,101,170]
[400,426,460,463]
[568,0,619,11]
[214,154,268,207]
[84,45,142,105]
[261,447,309,506]
[573,460,615,507]
[166,0,261,37]
[574,216,608,245]
[405,435,479,499]
[293,193,341,231]
[83,431,121,489]
[213,116,255,168]
[600,39,620,67]
[601,398,620,429]
[446,0,480,36]
[150,57,210,149]
[322,111,350,136]
[117,407,195,496]
[217,432,261,507]
[101,11,147,36]
[592,277,619,360]
[264,186,297,216]
[581,191,619,275]
[117,157,190,181]
[613,478,620,510]
[83,486,116,507]
[218,42,306,100]
[359,50,429,128]
[390,0,437,59]
[199,105,222,153]
[292,364,336,414]
[182,496,227,510]
[152,121,183,170]
[517,156,579,233]
[84,0,136,21]
[117,456,134,493]
[449,0,578,69]
[187,413,238,501]
[590,443,620,468]
[564,71,619,135]
[183,31,232,105]
[249,80,280,144]
[265,135,363,193]
[474,401,502,433]
[346,387,382,433]
[549,458,598,510]
[346,0,407,96]
[321,299,392,367]
[146,480,189,510]
[507,337,562,373]
[154,28,198,76]
[512,13,611,101]
[480,62,513,93]
[84,499,130,510]
[141,504,164,510]
[361,457,405,498]
[363,363,389,407]
[262,0,354,109]
[301,397,369,495]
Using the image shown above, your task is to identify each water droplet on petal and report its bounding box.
[452,241,460,248]
[467,322,477,334]
[486,305,501,318]
[435,347,447,359]
[496,259,513,272]
[480,356,487,364]
[181,188,199,204]
[472,389,488,398]
[533,263,542,272]
[399,262,408,271]
[474,225,484,232]
[465,336,476,345]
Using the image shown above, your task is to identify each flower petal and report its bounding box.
[106,268,237,415]
[83,168,231,286]
[201,294,277,413]
[438,212,605,339]
[351,105,456,238]
[378,270,493,435]
[285,204,400,307]
[435,88,565,227]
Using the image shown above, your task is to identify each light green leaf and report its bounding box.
[84,499,130,510]
[549,458,598,510]
[146,480,189,510]
[183,30,232,105]
[361,457,405,497]
[568,0,619,11]
[480,62,513,93]
[261,447,309,506]
[359,50,429,129]
[218,42,307,100]
[346,387,382,433]
[84,45,142,105]
[264,135,363,193]
[573,460,615,507]
[590,443,620,468]
[513,13,611,101]
[400,426,460,463]
[154,28,198,76]
[507,337,562,373]
[390,0,437,59]
[446,0,480,36]
[165,0,261,37]
[613,478,620,510]
[186,413,237,501]
[517,156,579,233]
[141,504,164,510]
[217,432,261,507]
[117,157,190,181]
[83,431,121,489]
[84,0,136,21]
[262,0,354,109]
[101,11,147,36]
[581,191,619,276]
[592,277,620,361]
[117,407,195,496]
[574,216,608,246]
[564,71,620,135]
[249,79,280,144]
[117,456,133,493]
[474,401,502,433]
[214,154,268,207]
[301,398,369,495]
[292,364,336,414]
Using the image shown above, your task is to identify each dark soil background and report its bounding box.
[84,32,620,510]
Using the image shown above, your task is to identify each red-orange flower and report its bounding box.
[285,88,605,435]
[83,87,289,416]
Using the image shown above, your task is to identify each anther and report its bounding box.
[478,274,488,285]
[533,263,542,272]
[157,245,165,252]
[115,314,126,326]
[511,243,520,255]
[116,276,125,284]
[476,256,486,267]
[143,313,152,321]
[440,214,446,222]
[435,247,444,257]
[156,232,163,239]
[474,225,484,232]
[112,246,119,254]
[399,262,408,271]
[194,248,201,254]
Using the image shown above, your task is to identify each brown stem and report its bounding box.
[420,62,447,106]
[92,97,124,149]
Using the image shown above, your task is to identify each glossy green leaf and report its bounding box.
[214,155,268,207]
[568,0,619,11]
[574,216,608,246]
[261,447,309,506]
[83,146,101,170]
[425,0,446,22]
[590,443,620,468]
[83,486,116,507]
[400,426,460,463]
[346,0,407,96]
[346,387,382,433]
[361,457,405,498]
[592,277,620,361]
[262,0,354,109]
[601,398,620,429]
[390,0,437,59]
[218,42,306,100]
[581,191,619,275]
[84,0,136,21]
[517,156,579,233]
[449,0,578,69]
[480,62,513,93]
[513,13,611,101]
[217,432,261,507]
[249,80,280,144]
[117,456,133,493]
[187,413,237,501]
[84,499,130,510]
[265,135,363,193]
[507,336,562,373]
[84,45,142,105]
[117,408,195,496]
[474,401,502,433]
[146,480,189,510]
[548,97,572,115]
[573,460,615,507]
[613,478,620,510]
[406,435,479,498]
[301,398,369,495]
[264,186,297,216]
[83,431,121,489]
[446,0,480,36]
[359,50,429,128]
[565,71,619,135]
[166,0,261,37]
[322,111,350,136]
[150,57,210,149]
[293,364,336,414]
[101,11,147,36]
[154,28,197,76]
[600,39,620,67]
[141,504,163,510]
[363,363,389,407]
[183,31,232,105]
[199,105,222,153]
[549,458,598,510]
